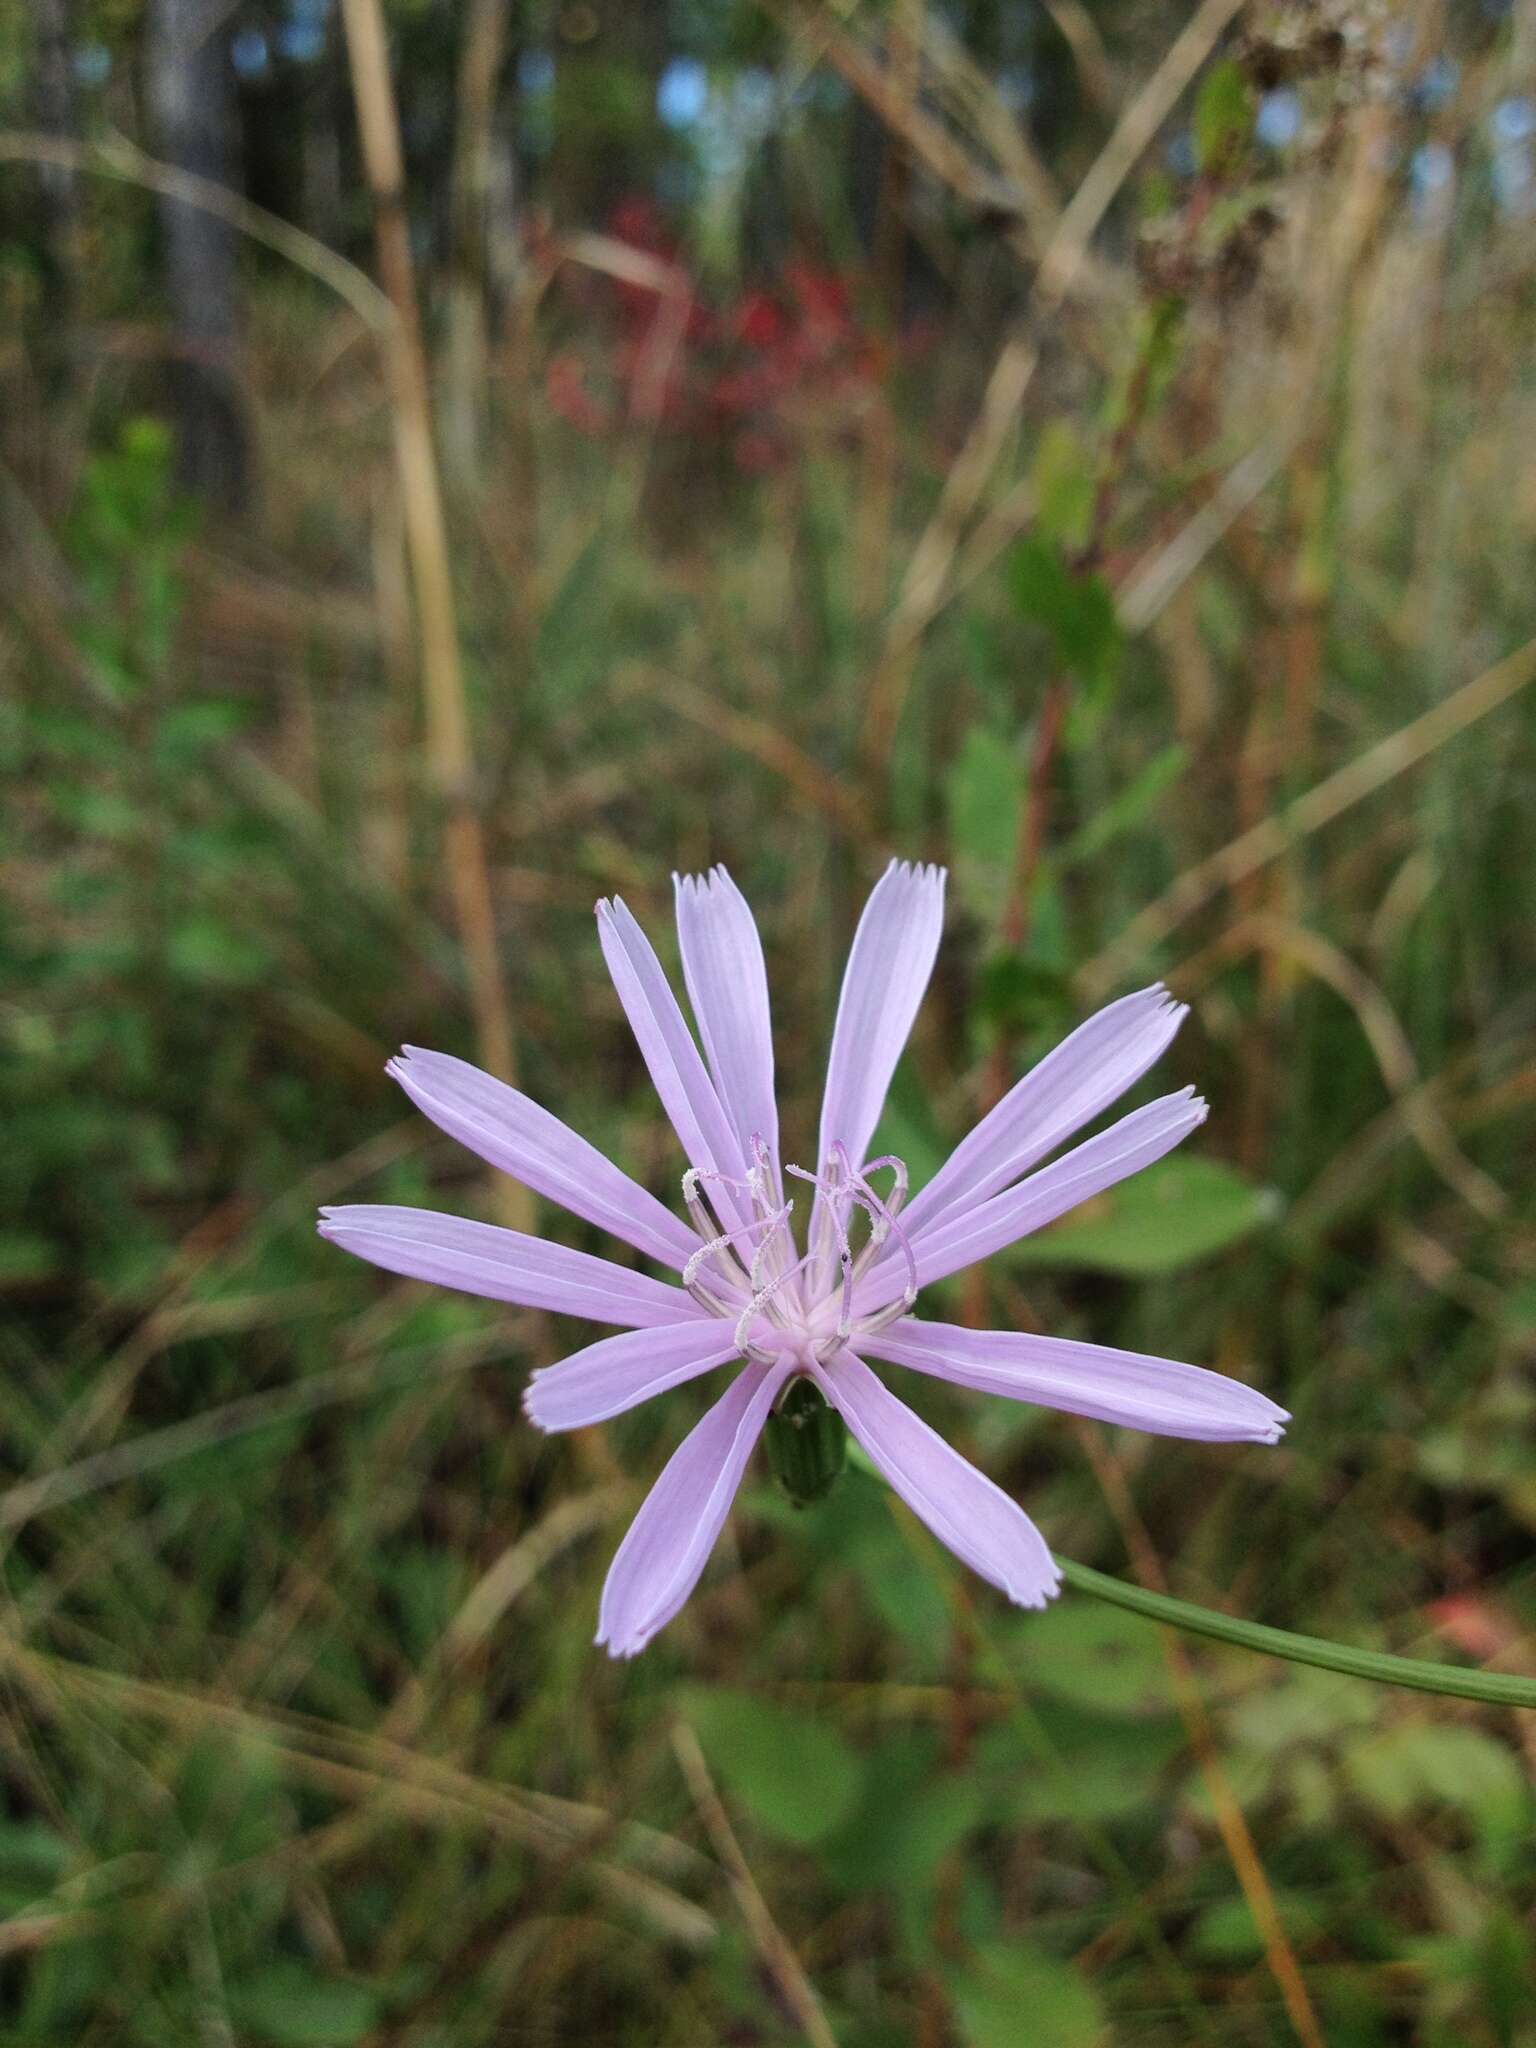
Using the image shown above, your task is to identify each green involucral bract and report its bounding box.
[765,1376,848,1507]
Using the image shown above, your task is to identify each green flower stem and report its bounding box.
[1058,1558,1536,1710]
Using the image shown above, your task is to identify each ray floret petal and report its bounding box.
[321,861,1285,1656]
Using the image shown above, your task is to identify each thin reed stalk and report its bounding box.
[337,0,522,1134]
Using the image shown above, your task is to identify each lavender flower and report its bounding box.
[320,862,1286,1656]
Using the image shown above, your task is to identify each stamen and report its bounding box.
[854,1153,909,1241]
[680,1168,727,1255]
[678,1138,921,1355]
[855,1289,919,1339]
[786,1157,855,1342]
[681,1235,743,1314]
[734,1233,815,1363]
[681,1171,794,1310]
[747,1131,782,1206]
[747,1199,795,1295]
[845,1157,918,1318]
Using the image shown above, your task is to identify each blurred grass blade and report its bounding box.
[1059,1560,1536,1710]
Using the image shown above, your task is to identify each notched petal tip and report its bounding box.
[886,856,946,888]
[594,1627,644,1660]
[1255,1404,1289,1444]
[520,1379,556,1434]
[671,865,733,904]
[594,1607,656,1658]
[1150,1082,1207,1123]
[1015,1566,1064,1610]
[390,1043,441,1071]
[674,863,742,897]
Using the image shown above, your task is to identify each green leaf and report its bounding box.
[989,1714,1182,1824]
[534,527,612,700]
[1014,1601,1169,1717]
[1193,59,1254,175]
[1057,745,1187,867]
[1029,421,1094,548]
[1005,537,1120,684]
[167,917,275,987]
[0,1231,61,1286]
[818,1733,984,1896]
[846,1496,953,1650]
[173,1735,288,1864]
[156,700,251,760]
[0,1821,74,1913]
[679,1689,862,1845]
[945,727,1022,925]
[974,952,1076,1042]
[1008,1154,1280,1277]
[1226,1668,1377,1754]
[1343,1724,1530,1837]
[1189,1893,1324,1964]
[950,1944,1107,2048]
[1138,167,1177,219]
[228,1964,382,2047]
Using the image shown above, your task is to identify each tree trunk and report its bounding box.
[443,0,520,485]
[145,0,250,508]
[29,0,79,409]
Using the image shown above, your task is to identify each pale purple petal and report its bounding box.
[867,1318,1289,1443]
[318,1205,704,1327]
[816,1351,1060,1608]
[859,1089,1207,1308]
[817,860,945,1172]
[524,1321,741,1432]
[597,897,750,1227]
[596,1358,792,1657]
[902,985,1187,1237]
[387,1047,699,1270]
[673,867,779,1168]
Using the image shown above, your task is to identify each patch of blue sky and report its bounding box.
[1256,89,1300,149]
[996,65,1034,112]
[1165,129,1197,177]
[1492,96,1535,144]
[519,49,555,97]
[73,43,111,86]
[658,57,709,131]
[1412,55,1458,111]
[277,19,326,63]
[232,28,270,79]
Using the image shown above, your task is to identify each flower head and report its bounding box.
[320,862,1286,1656]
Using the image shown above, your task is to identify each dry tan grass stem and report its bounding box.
[1072,1417,1328,2048]
[1223,916,1508,1222]
[337,0,522,1159]
[1081,633,1536,998]
[860,0,1252,771]
[671,1720,841,2048]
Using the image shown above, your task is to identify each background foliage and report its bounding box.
[3,0,1536,2040]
